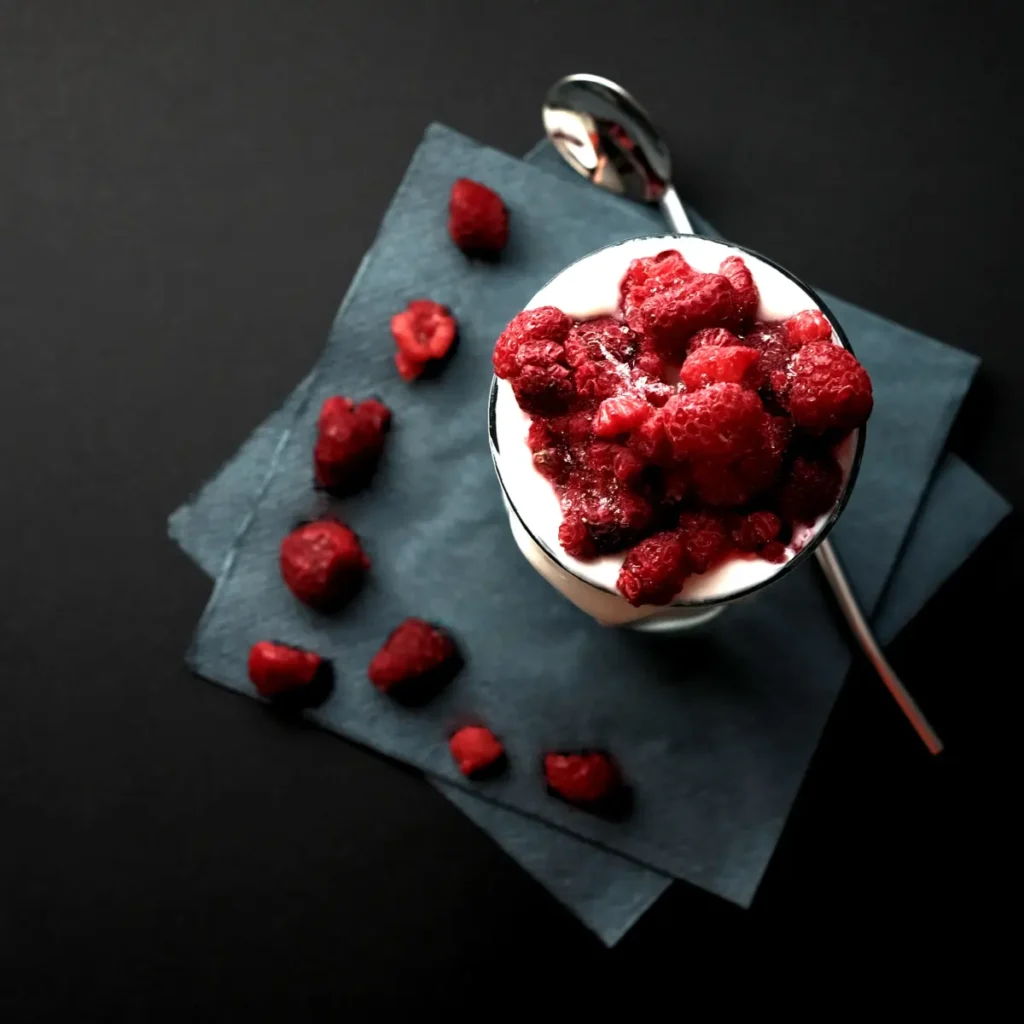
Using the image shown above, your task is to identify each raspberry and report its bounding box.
[314,395,391,493]
[613,447,644,484]
[784,309,832,345]
[515,341,566,369]
[692,411,791,506]
[679,345,760,390]
[620,250,696,320]
[761,541,788,563]
[634,349,668,380]
[368,618,460,696]
[448,178,508,256]
[247,641,327,698]
[533,445,573,484]
[280,519,369,609]
[660,464,691,505]
[778,452,842,524]
[449,725,505,778]
[544,752,622,805]
[628,273,739,358]
[617,530,688,606]
[549,411,594,444]
[718,255,759,323]
[395,350,423,382]
[593,395,652,437]
[677,511,729,573]
[731,510,782,550]
[742,323,799,400]
[662,383,765,459]
[573,358,623,404]
[630,410,671,465]
[786,341,874,435]
[686,326,742,353]
[512,363,574,416]
[390,301,457,380]
[558,512,594,559]
[564,316,637,366]
[560,478,653,555]
[493,306,572,379]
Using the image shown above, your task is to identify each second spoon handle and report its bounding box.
[657,190,942,754]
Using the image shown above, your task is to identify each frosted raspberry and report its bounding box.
[692,412,791,506]
[515,341,566,369]
[630,410,671,465]
[743,323,799,400]
[662,383,765,459]
[679,345,761,390]
[786,341,874,435]
[314,396,391,493]
[558,512,595,559]
[628,273,738,358]
[677,511,729,573]
[512,363,574,416]
[686,326,742,353]
[613,447,645,484]
[784,309,832,345]
[778,452,843,524]
[564,316,638,366]
[574,358,624,403]
[593,395,652,437]
[493,306,572,379]
[761,541,788,563]
[718,255,759,323]
[617,530,688,606]
[390,300,457,375]
[619,250,696,319]
[280,519,369,609]
[560,479,653,555]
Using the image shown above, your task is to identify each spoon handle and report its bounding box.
[815,541,943,753]
[659,188,942,753]
[660,187,694,234]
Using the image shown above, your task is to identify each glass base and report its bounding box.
[626,603,726,633]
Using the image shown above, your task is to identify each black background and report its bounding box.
[1,0,1018,1014]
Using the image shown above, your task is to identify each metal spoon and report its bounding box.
[543,73,943,755]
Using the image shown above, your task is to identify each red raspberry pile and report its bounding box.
[494,248,873,607]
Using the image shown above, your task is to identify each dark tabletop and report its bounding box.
[1,0,1018,1013]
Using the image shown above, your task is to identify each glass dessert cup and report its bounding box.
[488,234,866,632]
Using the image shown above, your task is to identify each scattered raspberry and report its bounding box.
[677,511,728,573]
[786,341,874,435]
[247,641,326,698]
[620,250,696,320]
[628,273,738,358]
[314,396,392,492]
[718,255,759,323]
[493,306,573,379]
[564,316,637,366]
[679,345,761,390]
[448,178,508,255]
[761,541,788,563]
[731,511,782,550]
[395,350,423,382]
[617,530,688,606]
[662,383,765,459]
[280,519,369,609]
[593,395,652,437]
[784,309,832,345]
[368,618,460,696]
[390,300,457,381]
[743,323,798,399]
[544,752,622,805]
[686,326,743,353]
[449,726,505,777]
[778,452,842,524]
